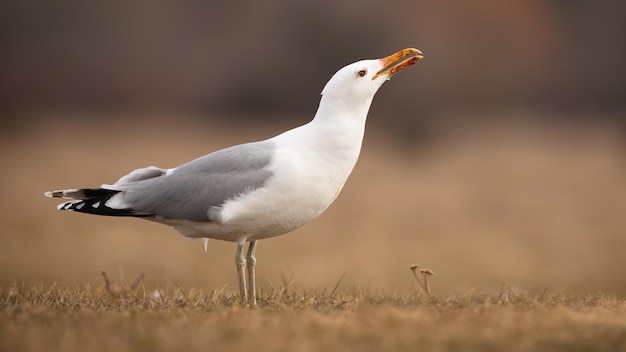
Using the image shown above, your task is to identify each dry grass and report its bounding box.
[1,112,625,351]
[1,281,625,352]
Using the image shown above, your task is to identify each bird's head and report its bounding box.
[320,48,423,108]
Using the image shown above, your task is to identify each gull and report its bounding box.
[45,48,423,305]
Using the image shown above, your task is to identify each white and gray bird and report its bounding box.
[45,48,423,305]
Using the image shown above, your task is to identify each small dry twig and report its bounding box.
[101,271,111,293]
[130,273,145,291]
[330,272,346,299]
[410,264,435,296]
[101,271,145,296]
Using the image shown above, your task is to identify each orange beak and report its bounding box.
[372,48,423,80]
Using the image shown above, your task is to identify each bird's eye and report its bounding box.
[356,69,367,78]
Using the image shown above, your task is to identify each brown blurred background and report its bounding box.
[1,1,625,295]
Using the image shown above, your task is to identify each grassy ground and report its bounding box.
[1,112,625,351]
[1,282,625,352]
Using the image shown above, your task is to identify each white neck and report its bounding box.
[315,91,374,122]
[309,94,371,153]
[272,94,372,170]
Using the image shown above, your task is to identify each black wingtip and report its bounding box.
[56,192,154,218]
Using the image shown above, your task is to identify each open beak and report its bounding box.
[372,48,423,80]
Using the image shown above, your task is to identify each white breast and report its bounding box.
[216,116,365,241]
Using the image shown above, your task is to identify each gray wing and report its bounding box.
[109,141,275,222]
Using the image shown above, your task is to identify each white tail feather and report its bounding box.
[45,189,81,199]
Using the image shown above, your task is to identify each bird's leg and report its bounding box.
[235,241,247,303]
[246,240,258,306]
